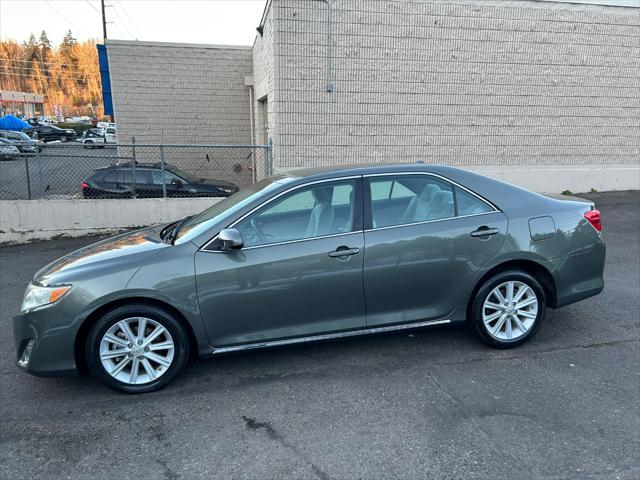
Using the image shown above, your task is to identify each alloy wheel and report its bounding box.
[99,317,175,385]
[482,280,539,341]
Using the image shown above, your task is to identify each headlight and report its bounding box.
[219,187,234,194]
[21,283,71,313]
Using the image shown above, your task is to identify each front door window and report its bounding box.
[235,180,356,248]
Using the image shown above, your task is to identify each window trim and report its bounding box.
[363,172,499,232]
[201,175,362,252]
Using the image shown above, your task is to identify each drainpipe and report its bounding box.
[249,86,258,182]
[246,76,257,182]
[318,0,334,93]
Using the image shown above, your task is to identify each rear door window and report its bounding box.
[368,175,454,228]
[455,187,494,216]
[102,170,121,183]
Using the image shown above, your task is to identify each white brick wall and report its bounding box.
[271,0,640,169]
[106,40,256,184]
[106,40,253,146]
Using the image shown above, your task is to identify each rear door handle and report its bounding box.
[470,227,499,237]
[328,247,360,258]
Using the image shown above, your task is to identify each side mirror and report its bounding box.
[172,179,183,188]
[218,228,243,251]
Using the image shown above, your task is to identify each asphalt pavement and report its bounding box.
[0,191,638,479]
[0,144,118,200]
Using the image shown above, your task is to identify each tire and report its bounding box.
[470,270,546,349]
[85,303,190,393]
[61,135,68,143]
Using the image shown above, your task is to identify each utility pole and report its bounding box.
[101,0,107,41]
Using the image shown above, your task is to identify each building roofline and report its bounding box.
[104,39,252,50]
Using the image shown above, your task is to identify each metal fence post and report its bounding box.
[35,147,45,198]
[267,137,273,177]
[131,137,137,199]
[160,144,167,198]
[24,155,32,200]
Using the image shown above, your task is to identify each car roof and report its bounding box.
[96,162,177,171]
[281,163,483,182]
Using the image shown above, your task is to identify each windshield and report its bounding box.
[174,175,292,244]
[168,167,200,184]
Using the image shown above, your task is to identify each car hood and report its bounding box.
[34,227,168,285]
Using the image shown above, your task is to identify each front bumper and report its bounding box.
[13,306,80,377]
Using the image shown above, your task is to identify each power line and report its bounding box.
[85,0,100,15]
[4,59,90,68]
[114,0,140,38]
[109,3,135,39]
[1,71,96,82]
[43,0,81,32]
[3,66,95,76]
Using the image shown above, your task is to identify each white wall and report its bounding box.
[271,0,639,171]
[470,164,640,193]
[0,198,221,244]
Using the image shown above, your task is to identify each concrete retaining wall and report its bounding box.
[0,198,221,244]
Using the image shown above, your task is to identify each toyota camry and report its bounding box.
[14,165,605,393]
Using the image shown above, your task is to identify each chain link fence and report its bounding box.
[0,140,272,200]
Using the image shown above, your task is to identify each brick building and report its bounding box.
[104,0,640,192]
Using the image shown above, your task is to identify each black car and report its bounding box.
[81,162,240,198]
[30,124,77,143]
[0,130,42,152]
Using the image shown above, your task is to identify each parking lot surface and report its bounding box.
[0,144,118,199]
[1,191,638,480]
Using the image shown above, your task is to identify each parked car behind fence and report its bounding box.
[0,138,21,161]
[81,162,239,198]
[0,142,272,200]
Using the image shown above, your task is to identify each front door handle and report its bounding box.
[328,246,360,258]
[470,227,499,237]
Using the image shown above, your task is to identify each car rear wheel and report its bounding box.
[85,304,190,393]
[470,270,546,348]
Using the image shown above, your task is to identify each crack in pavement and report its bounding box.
[241,415,331,480]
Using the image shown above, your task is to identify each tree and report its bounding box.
[39,30,52,63]
[23,34,39,62]
[0,34,104,118]
[60,30,78,60]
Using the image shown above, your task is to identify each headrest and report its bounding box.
[311,186,334,204]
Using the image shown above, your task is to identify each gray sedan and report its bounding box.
[13,165,605,393]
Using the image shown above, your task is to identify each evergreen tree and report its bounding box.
[23,34,39,61]
[0,35,104,118]
[39,30,52,62]
[60,30,78,65]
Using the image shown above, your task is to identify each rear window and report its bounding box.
[102,170,121,183]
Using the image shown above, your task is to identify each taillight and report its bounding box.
[80,182,89,189]
[584,209,602,232]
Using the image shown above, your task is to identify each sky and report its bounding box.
[0,0,267,46]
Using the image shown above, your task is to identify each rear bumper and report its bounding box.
[13,307,79,377]
[549,242,606,308]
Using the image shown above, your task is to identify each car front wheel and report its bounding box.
[470,270,546,348]
[85,304,190,393]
